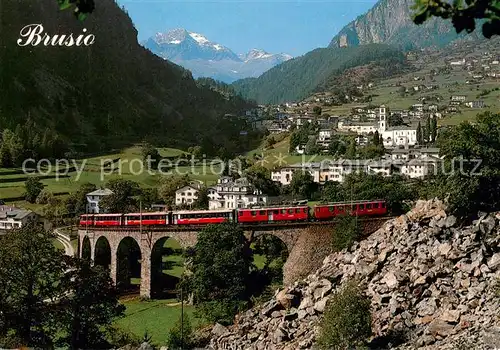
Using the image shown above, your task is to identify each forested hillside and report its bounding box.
[0,0,255,160]
[231,44,407,104]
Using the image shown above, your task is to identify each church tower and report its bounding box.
[378,105,387,132]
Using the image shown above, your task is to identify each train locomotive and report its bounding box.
[79,199,387,228]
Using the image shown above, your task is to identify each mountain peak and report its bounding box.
[144,29,293,83]
[241,49,293,62]
[145,28,241,62]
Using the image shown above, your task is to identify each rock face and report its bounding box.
[328,0,480,49]
[208,199,500,349]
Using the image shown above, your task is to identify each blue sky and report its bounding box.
[117,0,377,56]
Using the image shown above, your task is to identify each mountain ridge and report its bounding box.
[143,28,292,83]
[328,0,481,49]
[0,0,256,156]
[231,44,408,104]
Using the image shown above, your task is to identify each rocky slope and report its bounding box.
[209,199,500,349]
[328,0,480,50]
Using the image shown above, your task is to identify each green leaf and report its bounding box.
[59,0,72,10]
[77,12,88,21]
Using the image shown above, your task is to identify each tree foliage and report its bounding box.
[418,112,500,218]
[289,171,318,199]
[59,261,125,349]
[412,0,500,38]
[0,224,124,348]
[191,223,253,324]
[167,315,194,350]
[244,165,281,196]
[322,172,414,215]
[24,177,44,203]
[317,280,372,350]
[332,214,361,251]
[99,179,140,213]
[141,142,162,170]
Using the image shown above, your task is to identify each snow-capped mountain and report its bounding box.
[144,28,241,62]
[240,49,293,63]
[143,29,293,83]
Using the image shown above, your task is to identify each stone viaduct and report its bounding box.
[78,217,389,298]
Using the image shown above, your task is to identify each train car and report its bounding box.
[93,213,123,226]
[237,206,309,224]
[172,209,234,225]
[80,214,94,226]
[313,200,387,221]
[123,212,169,226]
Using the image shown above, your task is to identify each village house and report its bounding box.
[465,100,485,109]
[401,158,439,178]
[337,121,378,134]
[175,183,202,206]
[210,177,267,210]
[451,95,467,103]
[86,188,113,213]
[0,205,37,231]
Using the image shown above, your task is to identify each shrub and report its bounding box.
[332,214,360,251]
[167,314,193,350]
[196,300,247,326]
[317,280,372,349]
[36,190,53,205]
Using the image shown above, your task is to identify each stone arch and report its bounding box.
[149,236,186,299]
[81,236,91,261]
[94,236,111,269]
[250,233,289,269]
[116,236,142,294]
[248,229,300,254]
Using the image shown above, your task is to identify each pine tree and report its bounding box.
[416,122,422,145]
[430,117,437,143]
[372,131,380,145]
[424,117,431,144]
[345,139,357,159]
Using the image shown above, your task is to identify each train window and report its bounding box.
[329,206,334,212]
[281,209,286,214]
[259,210,265,215]
[295,208,301,213]
[251,211,256,216]
[359,204,364,210]
[352,205,357,211]
[239,211,244,216]
[274,210,279,215]
[367,203,372,209]
[288,209,293,214]
[338,205,344,211]
[374,203,379,208]
[382,202,386,208]
[303,208,308,213]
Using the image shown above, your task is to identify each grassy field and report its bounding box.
[0,145,224,210]
[248,136,334,170]
[52,238,65,251]
[114,299,202,346]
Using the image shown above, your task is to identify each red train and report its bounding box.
[79,200,387,227]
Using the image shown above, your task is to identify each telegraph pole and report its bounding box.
[181,285,184,349]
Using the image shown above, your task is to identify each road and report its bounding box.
[55,227,75,256]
